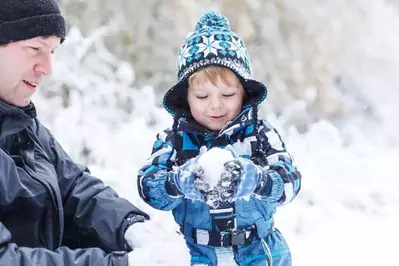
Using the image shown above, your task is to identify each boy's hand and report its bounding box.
[197,161,242,208]
[223,158,265,198]
[223,160,243,182]
[166,157,204,201]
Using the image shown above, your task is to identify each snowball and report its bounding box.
[197,147,234,189]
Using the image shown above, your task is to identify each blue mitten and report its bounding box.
[233,158,264,198]
[217,145,257,200]
[166,157,204,202]
[232,159,284,202]
[218,160,242,200]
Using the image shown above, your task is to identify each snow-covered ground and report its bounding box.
[34,83,399,265]
[32,3,399,263]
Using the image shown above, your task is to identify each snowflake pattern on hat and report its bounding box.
[176,11,252,81]
[163,10,268,116]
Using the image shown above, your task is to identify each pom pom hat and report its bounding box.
[163,11,268,117]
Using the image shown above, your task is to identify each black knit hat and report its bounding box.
[0,0,66,45]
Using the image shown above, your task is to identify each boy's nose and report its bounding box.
[210,97,222,109]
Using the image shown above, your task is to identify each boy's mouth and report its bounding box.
[210,115,225,119]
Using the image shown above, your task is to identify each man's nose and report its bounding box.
[34,54,53,76]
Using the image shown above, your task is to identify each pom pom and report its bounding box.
[195,11,230,31]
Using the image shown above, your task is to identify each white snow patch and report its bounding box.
[197,147,234,189]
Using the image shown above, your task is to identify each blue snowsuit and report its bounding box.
[138,108,302,266]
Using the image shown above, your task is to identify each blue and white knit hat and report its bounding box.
[163,11,268,116]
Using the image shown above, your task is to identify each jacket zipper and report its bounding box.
[24,165,62,249]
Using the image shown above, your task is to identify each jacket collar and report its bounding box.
[177,107,254,138]
[0,100,36,140]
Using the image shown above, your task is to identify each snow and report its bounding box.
[197,147,234,189]
[29,2,399,264]
[125,220,191,265]
[194,147,247,208]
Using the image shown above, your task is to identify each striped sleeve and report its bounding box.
[257,120,302,205]
[137,129,183,211]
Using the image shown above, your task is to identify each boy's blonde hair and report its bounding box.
[188,66,243,88]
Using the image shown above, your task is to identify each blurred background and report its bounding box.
[34,0,399,265]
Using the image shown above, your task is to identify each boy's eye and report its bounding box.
[223,93,235,97]
[196,95,208,99]
[29,47,40,51]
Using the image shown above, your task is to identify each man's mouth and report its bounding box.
[23,80,38,89]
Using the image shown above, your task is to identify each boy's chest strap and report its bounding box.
[184,225,259,247]
[180,206,274,247]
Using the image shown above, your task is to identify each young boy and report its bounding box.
[138,11,302,266]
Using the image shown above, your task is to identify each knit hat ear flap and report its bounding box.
[250,104,268,166]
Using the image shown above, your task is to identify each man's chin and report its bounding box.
[8,99,32,108]
[21,99,33,107]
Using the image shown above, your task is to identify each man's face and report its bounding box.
[0,36,61,107]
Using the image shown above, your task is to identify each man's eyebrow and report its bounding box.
[37,38,50,47]
[37,37,59,50]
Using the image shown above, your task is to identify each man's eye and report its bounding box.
[223,93,235,97]
[196,95,208,99]
[30,47,40,51]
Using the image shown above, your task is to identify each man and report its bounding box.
[0,0,172,265]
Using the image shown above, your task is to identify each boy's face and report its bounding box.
[187,70,244,131]
[0,36,61,107]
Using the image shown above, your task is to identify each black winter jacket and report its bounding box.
[0,101,148,265]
